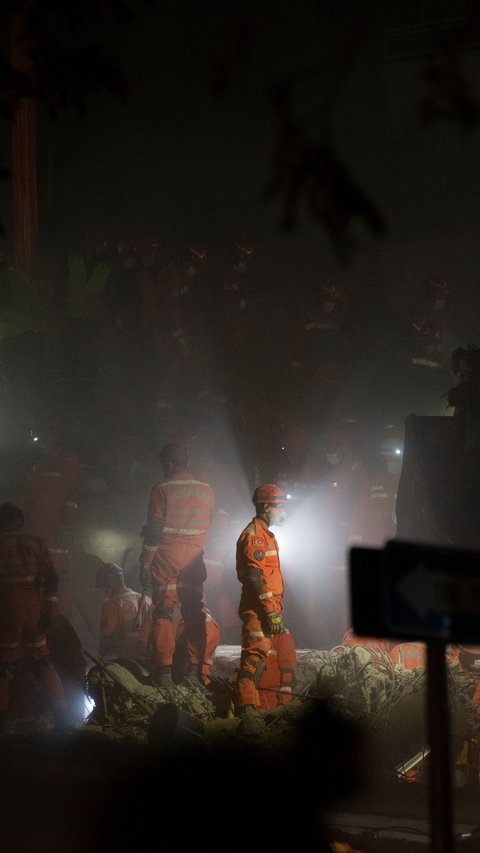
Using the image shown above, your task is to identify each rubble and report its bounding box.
[80,643,480,785]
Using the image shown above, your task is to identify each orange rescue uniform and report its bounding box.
[258,629,297,711]
[234,516,284,710]
[141,469,214,669]
[99,584,152,660]
[0,530,67,717]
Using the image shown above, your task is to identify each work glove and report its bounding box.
[265,611,284,636]
[140,564,153,589]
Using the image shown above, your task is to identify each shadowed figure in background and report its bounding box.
[0,502,73,734]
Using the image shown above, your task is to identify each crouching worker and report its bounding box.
[95,562,152,660]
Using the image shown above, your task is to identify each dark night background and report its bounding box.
[2,1,480,315]
[1,0,479,430]
[2,5,480,851]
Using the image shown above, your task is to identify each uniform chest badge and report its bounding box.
[253,538,263,546]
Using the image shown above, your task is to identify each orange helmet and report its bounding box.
[252,484,286,505]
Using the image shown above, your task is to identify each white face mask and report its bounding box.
[272,510,287,527]
[327,452,342,466]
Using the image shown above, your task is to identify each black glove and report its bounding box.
[265,611,284,636]
[140,564,153,589]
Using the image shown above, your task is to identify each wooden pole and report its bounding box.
[9,9,39,284]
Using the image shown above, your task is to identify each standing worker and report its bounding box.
[23,416,82,618]
[233,483,288,720]
[95,562,152,660]
[0,503,72,734]
[138,441,214,687]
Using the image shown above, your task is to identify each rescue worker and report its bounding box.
[23,416,82,618]
[233,483,287,720]
[0,502,72,734]
[138,441,215,687]
[348,452,398,549]
[95,562,152,660]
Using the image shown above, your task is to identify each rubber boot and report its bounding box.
[152,665,173,688]
[183,663,208,693]
[235,704,265,736]
[235,704,261,719]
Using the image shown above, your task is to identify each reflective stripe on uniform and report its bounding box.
[156,583,177,592]
[158,479,211,488]
[259,591,273,600]
[249,630,265,638]
[163,527,209,535]
[264,549,277,556]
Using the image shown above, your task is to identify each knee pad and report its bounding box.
[239,657,266,687]
[253,660,266,687]
[237,667,255,683]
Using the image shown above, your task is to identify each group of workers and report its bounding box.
[0,433,298,732]
[0,375,406,734]
[96,441,295,721]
